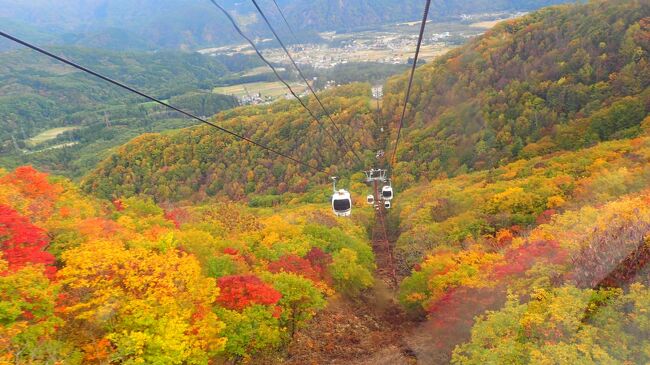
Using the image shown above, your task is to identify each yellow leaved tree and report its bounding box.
[58,241,226,364]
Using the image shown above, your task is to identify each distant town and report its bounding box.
[201,11,524,105]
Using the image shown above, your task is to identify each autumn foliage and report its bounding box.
[0,1,648,363]
[83,84,379,202]
[268,255,322,282]
[0,166,62,219]
[384,0,648,186]
[216,275,282,311]
[0,166,374,362]
[492,240,566,279]
[0,204,55,277]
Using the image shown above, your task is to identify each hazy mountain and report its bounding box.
[0,0,249,50]
[0,0,575,50]
[283,0,574,31]
[83,0,649,201]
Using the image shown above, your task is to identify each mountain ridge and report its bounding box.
[4,1,650,364]
[382,0,649,187]
[0,0,574,50]
[283,0,571,31]
[83,0,649,202]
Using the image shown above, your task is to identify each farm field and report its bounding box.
[470,20,504,28]
[214,81,308,99]
[26,126,79,147]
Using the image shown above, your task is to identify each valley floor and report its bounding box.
[287,278,417,365]
[287,212,420,365]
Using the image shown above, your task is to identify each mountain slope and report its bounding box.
[0,165,375,363]
[0,0,574,50]
[0,0,248,50]
[82,1,649,202]
[380,2,650,361]
[82,84,377,201]
[396,134,650,273]
[0,47,258,176]
[5,2,650,363]
[283,0,571,31]
[382,0,649,186]
[392,132,650,362]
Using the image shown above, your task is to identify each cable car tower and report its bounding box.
[364,168,397,283]
[364,168,393,208]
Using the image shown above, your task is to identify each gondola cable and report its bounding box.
[250,0,365,167]
[208,0,346,161]
[364,0,432,222]
[270,0,297,41]
[389,0,432,166]
[0,30,325,173]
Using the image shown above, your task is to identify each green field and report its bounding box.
[26,127,79,147]
[214,81,307,99]
[241,67,271,77]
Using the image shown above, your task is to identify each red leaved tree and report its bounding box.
[113,199,125,211]
[1,166,62,219]
[492,239,566,279]
[164,207,190,229]
[305,247,332,273]
[216,275,281,311]
[0,204,56,278]
[268,255,322,282]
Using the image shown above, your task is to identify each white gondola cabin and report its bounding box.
[332,189,352,217]
[384,200,391,209]
[381,185,394,201]
[367,194,375,205]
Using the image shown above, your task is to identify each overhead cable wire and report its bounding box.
[269,0,297,41]
[374,91,383,151]
[207,0,344,156]
[0,30,324,173]
[250,0,365,167]
[390,0,432,166]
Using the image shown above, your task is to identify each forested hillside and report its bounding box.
[4,1,650,364]
[383,0,649,186]
[397,133,650,305]
[391,125,650,363]
[82,84,377,201]
[0,165,375,363]
[84,1,649,202]
[283,0,570,31]
[376,3,650,361]
[398,133,650,270]
[0,0,572,50]
[0,47,255,142]
[0,47,262,176]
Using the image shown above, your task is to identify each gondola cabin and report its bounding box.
[332,189,352,217]
[381,185,394,200]
[384,200,391,209]
[367,194,375,205]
